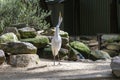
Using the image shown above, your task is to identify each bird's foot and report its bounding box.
[57,62,62,65]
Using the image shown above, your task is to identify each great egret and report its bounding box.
[51,12,63,65]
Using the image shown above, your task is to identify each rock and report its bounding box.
[39,46,68,60]
[59,48,69,59]
[70,41,91,58]
[106,43,120,51]
[0,57,5,65]
[10,54,40,67]
[111,56,120,77]
[80,36,94,40]
[101,34,120,42]
[18,27,37,39]
[39,46,53,59]
[62,37,69,47]
[90,50,111,60]
[20,35,49,48]
[60,30,69,38]
[90,46,98,51]
[102,49,119,57]
[0,50,5,65]
[1,42,37,55]
[41,28,69,38]
[88,40,98,50]
[0,32,18,44]
[68,46,85,61]
[41,28,54,36]
[37,30,44,35]
[2,27,20,39]
[81,40,90,45]
[101,41,108,48]
[69,36,76,42]
[88,41,98,47]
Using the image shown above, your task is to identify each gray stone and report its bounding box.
[106,43,120,51]
[0,50,5,65]
[102,49,119,57]
[101,34,120,41]
[2,27,20,39]
[59,48,69,59]
[88,40,98,47]
[0,32,18,44]
[111,56,120,77]
[90,50,111,60]
[1,42,37,55]
[80,36,94,40]
[10,54,40,67]
[18,27,37,39]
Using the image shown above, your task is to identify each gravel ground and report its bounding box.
[0,59,118,80]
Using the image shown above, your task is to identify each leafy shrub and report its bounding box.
[0,0,51,32]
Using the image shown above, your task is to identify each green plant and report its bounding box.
[0,0,51,32]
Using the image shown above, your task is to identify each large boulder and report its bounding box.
[18,27,37,39]
[70,41,91,58]
[102,49,119,57]
[1,42,37,55]
[0,32,18,44]
[0,50,5,65]
[101,34,120,42]
[111,56,120,77]
[90,50,111,60]
[2,27,20,39]
[106,43,120,51]
[10,54,40,67]
[68,46,85,61]
[20,36,49,48]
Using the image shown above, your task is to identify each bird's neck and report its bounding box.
[55,27,59,37]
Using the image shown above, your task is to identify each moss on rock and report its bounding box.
[0,32,18,44]
[70,41,90,54]
[18,27,37,39]
[21,36,49,48]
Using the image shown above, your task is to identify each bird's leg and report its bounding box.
[54,56,55,66]
[58,53,61,65]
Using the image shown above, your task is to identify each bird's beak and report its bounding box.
[59,12,62,18]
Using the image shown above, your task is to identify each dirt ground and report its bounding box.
[0,59,118,80]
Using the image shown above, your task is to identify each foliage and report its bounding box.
[0,0,51,32]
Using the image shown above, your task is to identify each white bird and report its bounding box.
[51,12,63,65]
